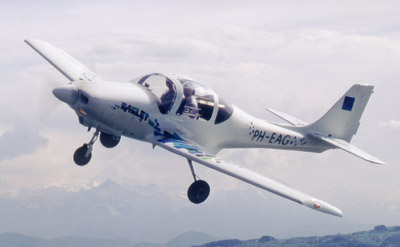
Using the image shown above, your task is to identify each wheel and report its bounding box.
[187,180,210,204]
[73,144,92,166]
[100,132,121,148]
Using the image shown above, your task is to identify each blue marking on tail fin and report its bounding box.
[342,96,355,111]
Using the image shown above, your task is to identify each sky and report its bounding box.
[1,0,400,243]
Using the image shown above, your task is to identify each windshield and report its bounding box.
[134,73,177,114]
[176,78,215,121]
[132,73,233,123]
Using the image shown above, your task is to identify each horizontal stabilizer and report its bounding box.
[25,39,101,82]
[267,108,308,126]
[311,133,386,165]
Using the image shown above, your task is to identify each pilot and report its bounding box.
[177,83,199,118]
[160,79,176,114]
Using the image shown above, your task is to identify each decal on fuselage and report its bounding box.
[249,122,306,146]
[112,102,162,134]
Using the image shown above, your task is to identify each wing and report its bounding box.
[25,39,101,82]
[152,137,343,217]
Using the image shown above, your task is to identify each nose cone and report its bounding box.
[52,84,79,105]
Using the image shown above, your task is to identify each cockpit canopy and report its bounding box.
[132,73,233,124]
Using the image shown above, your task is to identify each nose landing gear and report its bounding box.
[73,130,100,166]
[187,160,210,204]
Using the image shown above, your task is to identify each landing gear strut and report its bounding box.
[187,160,210,204]
[73,130,99,166]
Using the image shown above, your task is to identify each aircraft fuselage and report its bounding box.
[68,80,328,155]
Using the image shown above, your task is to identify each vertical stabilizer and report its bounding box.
[309,84,374,142]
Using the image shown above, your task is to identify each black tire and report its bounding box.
[100,132,121,148]
[73,144,92,166]
[187,180,210,204]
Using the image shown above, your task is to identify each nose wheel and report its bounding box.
[73,130,99,166]
[73,144,92,166]
[187,160,210,204]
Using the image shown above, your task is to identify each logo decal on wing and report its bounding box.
[158,139,222,163]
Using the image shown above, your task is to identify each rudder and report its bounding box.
[309,84,374,142]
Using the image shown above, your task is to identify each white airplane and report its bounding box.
[26,39,385,217]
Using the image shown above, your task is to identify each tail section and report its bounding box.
[267,84,385,164]
[309,84,374,142]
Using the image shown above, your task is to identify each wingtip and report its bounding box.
[24,39,37,47]
[321,204,344,218]
[372,159,387,165]
[332,208,344,218]
[303,199,343,217]
[24,39,46,47]
[367,157,387,165]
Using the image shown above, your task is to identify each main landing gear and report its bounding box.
[73,130,100,166]
[187,160,210,204]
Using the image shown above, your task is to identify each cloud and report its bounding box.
[0,126,48,162]
[378,120,400,129]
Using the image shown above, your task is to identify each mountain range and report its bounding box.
[0,231,219,247]
[1,225,399,247]
[0,178,393,247]
[0,179,180,241]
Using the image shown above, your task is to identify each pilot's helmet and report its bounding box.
[183,83,195,96]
